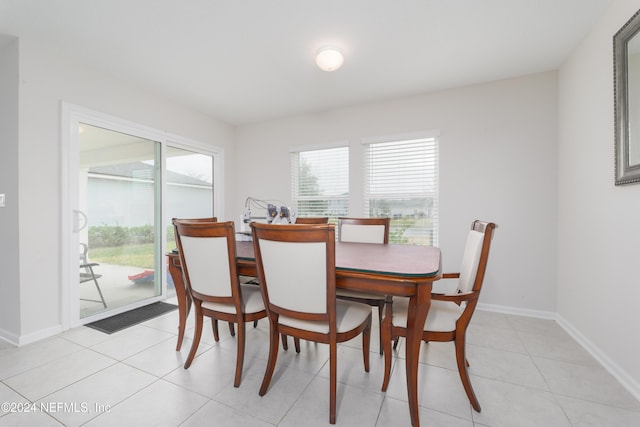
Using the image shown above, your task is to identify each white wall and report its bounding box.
[13,39,235,342]
[558,0,640,397]
[235,71,559,314]
[0,37,20,342]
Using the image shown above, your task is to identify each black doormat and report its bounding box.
[86,302,178,334]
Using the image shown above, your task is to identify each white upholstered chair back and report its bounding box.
[338,218,390,244]
[340,224,386,244]
[179,235,232,297]
[257,239,327,314]
[252,223,335,317]
[457,230,485,294]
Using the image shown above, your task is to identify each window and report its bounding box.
[364,136,439,246]
[291,146,349,220]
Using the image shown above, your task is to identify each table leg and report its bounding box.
[169,257,191,351]
[404,284,431,427]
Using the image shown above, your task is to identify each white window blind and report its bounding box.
[364,136,439,246]
[291,146,349,220]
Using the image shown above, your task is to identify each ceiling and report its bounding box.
[0,0,613,126]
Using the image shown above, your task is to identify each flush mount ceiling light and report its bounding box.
[315,46,344,72]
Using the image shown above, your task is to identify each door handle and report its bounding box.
[73,210,88,233]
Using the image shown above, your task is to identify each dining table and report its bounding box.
[167,238,441,427]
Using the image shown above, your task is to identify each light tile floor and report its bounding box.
[1,306,639,426]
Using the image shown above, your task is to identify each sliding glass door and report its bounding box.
[62,103,220,328]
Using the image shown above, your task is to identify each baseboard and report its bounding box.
[16,325,63,347]
[0,328,20,346]
[556,314,640,403]
[477,302,556,319]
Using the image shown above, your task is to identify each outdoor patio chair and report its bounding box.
[79,243,107,308]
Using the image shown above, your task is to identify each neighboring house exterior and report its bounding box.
[87,162,213,227]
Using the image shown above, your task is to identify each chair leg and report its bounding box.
[381,305,393,391]
[329,341,337,424]
[228,322,236,337]
[362,322,371,373]
[280,334,299,353]
[184,304,203,369]
[259,319,280,396]
[88,267,107,308]
[234,321,245,387]
[253,320,258,328]
[454,333,481,412]
[212,318,220,342]
[377,301,384,355]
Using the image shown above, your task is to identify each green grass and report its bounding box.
[89,243,157,269]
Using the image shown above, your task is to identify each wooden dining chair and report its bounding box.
[251,222,372,424]
[173,219,267,387]
[269,216,330,350]
[381,220,496,412]
[336,217,390,354]
[295,216,329,224]
[171,217,241,337]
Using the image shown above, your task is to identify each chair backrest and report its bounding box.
[79,243,94,276]
[295,217,329,224]
[173,219,239,305]
[338,217,390,244]
[251,223,335,322]
[80,243,89,265]
[457,220,496,294]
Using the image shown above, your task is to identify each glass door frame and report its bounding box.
[60,102,222,329]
